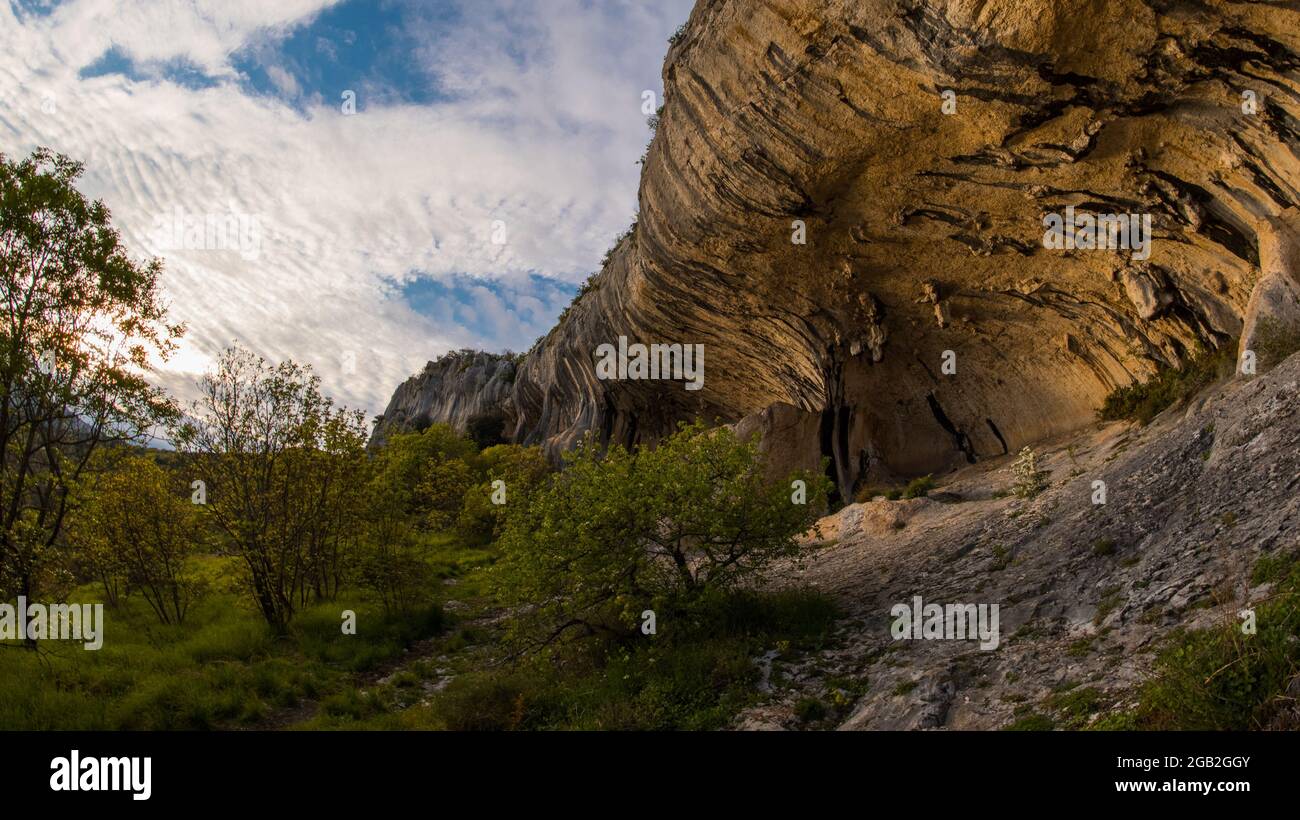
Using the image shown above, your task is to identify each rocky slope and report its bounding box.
[736,351,1300,730]
[384,0,1300,501]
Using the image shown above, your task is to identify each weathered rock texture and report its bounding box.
[370,350,517,448]
[389,0,1300,499]
[737,350,1300,730]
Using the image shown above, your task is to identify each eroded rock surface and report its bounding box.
[370,350,517,448]
[736,352,1300,730]
[514,0,1300,497]
[381,0,1300,499]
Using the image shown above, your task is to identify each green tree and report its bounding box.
[173,345,366,631]
[420,457,474,531]
[0,148,182,605]
[493,422,830,650]
[355,424,474,612]
[75,455,205,624]
[456,444,550,543]
[370,424,476,523]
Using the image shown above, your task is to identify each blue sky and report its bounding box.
[0,0,693,414]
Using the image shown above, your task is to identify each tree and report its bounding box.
[493,422,830,650]
[456,444,550,543]
[1011,446,1046,499]
[172,345,366,631]
[421,457,474,531]
[355,424,475,612]
[0,148,182,604]
[75,455,205,624]
[371,424,476,523]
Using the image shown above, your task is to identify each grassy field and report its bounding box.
[1,531,840,731]
[0,535,490,730]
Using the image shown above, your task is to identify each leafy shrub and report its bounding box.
[74,455,207,623]
[1252,317,1300,370]
[1011,447,1047,498]
[456,445,550,544]
[902,474,935,499]
[422,588,838,731]
[1098,342,1236,424]
[493,422,831,651]
[795,697,827,723]
[855,484,906,503]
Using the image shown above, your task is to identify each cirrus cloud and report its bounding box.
[0,0,693,420]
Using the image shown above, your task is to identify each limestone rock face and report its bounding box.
[387,0,1300,500]
[370,350,517,448]
[1240,208,1300,367]
[509,0,1300,500]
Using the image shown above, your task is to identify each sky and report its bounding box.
[0,0,694,418]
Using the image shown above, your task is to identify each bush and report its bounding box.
[902,475,935,499]
[1099,342,1235,424]
[1011,447,1047,499]
[73,455,207,623]
[456,445,550,544]
[795,697,827,723]
[1252,318,1300,370]
[431,673,534,731]
[1132,561,1300,729]
[422,588,838,731]
[492,422,831,650]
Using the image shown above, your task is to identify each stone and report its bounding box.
[1240,208,1300,369]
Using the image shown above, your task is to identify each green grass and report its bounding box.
[2,530,839,733]
[1252,549,1299,585]
[372,588,841,731]
[1004,712,1055,731]
[1048,686,1107,729]
[1121,552,1300,730]
[0,551,449,730]
[1098,341,1235,424]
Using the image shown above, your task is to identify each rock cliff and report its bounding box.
[370,350,517,448]
[385,0,1300,500]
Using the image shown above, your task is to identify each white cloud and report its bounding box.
[40,0,345,77]
[0,0,692,421]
